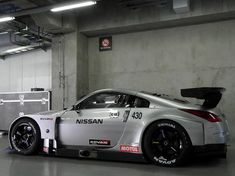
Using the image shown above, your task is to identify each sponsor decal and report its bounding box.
[153,156,176,165]
[40,117,53,121]
[76,119,103,124]
[89,139,111,146]
[109,112,120,118]
[120,145,140,153]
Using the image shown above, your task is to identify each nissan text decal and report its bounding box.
[76,119,103,124]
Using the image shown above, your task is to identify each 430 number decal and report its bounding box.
[132,112,142,119]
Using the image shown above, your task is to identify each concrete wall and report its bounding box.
[88,19,235,137]
[0,49,51,92]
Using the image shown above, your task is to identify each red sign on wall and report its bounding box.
[99,36,112,51]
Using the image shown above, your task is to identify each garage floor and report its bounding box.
[0,136,234,176]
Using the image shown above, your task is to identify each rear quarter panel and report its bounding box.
[113,108,204,153]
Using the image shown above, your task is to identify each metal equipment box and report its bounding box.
[0,91,51,131]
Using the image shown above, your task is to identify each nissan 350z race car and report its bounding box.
[8,87,230,166]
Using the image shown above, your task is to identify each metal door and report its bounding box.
[58,108,130,147]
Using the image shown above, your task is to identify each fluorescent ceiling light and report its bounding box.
[23,34,30,37]
[0,31,8,35]
[5,46,31,53]
[0,16,15,23]
[51,1,96,12]
[14,31,21,35]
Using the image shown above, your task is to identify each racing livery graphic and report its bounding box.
[8,88,230,166]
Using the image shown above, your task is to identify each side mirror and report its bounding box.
[72,105,76,110]
[72,105,80,114]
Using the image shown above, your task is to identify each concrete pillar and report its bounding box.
[51,31,88,110]
[52,36,64,110]
[77,33,89,99]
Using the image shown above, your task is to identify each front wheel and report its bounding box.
[10,118,41,155]
[143,120,192,166]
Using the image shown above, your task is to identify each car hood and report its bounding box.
[36,110,65,116]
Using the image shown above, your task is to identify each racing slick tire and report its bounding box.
[10,118,41,155]
[143,120,192,167]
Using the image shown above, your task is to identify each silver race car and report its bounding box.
[8,87,230,166]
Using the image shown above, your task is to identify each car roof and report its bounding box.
[76,88,200,109]
[90,89,196,108]
[91,88,139,96]
[89,89,171,104]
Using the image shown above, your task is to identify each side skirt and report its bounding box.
[55,148,147,163]
[41,139,147,163]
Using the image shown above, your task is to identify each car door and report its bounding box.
[58,92,131,148]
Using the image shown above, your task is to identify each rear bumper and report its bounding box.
[204,120,230,144]
[193,144,227,156]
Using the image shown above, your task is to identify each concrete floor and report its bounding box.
[0,136,234,176]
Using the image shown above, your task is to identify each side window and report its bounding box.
[129,96,150,108]
[78,92,129,109]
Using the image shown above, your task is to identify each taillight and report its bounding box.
[180,109,222,122]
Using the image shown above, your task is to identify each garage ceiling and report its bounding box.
[0,0,66,58]
[0,0,171,29]
[0,0,68,12]
[117,0,170,9]
[0,0,181,58]
[0,0,170,13]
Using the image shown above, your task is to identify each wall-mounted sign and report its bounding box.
[99,36,112,51]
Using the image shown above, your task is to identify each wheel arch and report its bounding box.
[140,118,193,157]
[8,116,42,149]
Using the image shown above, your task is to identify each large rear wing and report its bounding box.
[181,87,225,109]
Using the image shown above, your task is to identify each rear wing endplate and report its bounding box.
[181,87,225,109]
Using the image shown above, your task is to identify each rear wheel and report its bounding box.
[143,120,191,166]
[10,118,40,155]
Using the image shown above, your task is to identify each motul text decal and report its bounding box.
[120,145,140,153]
